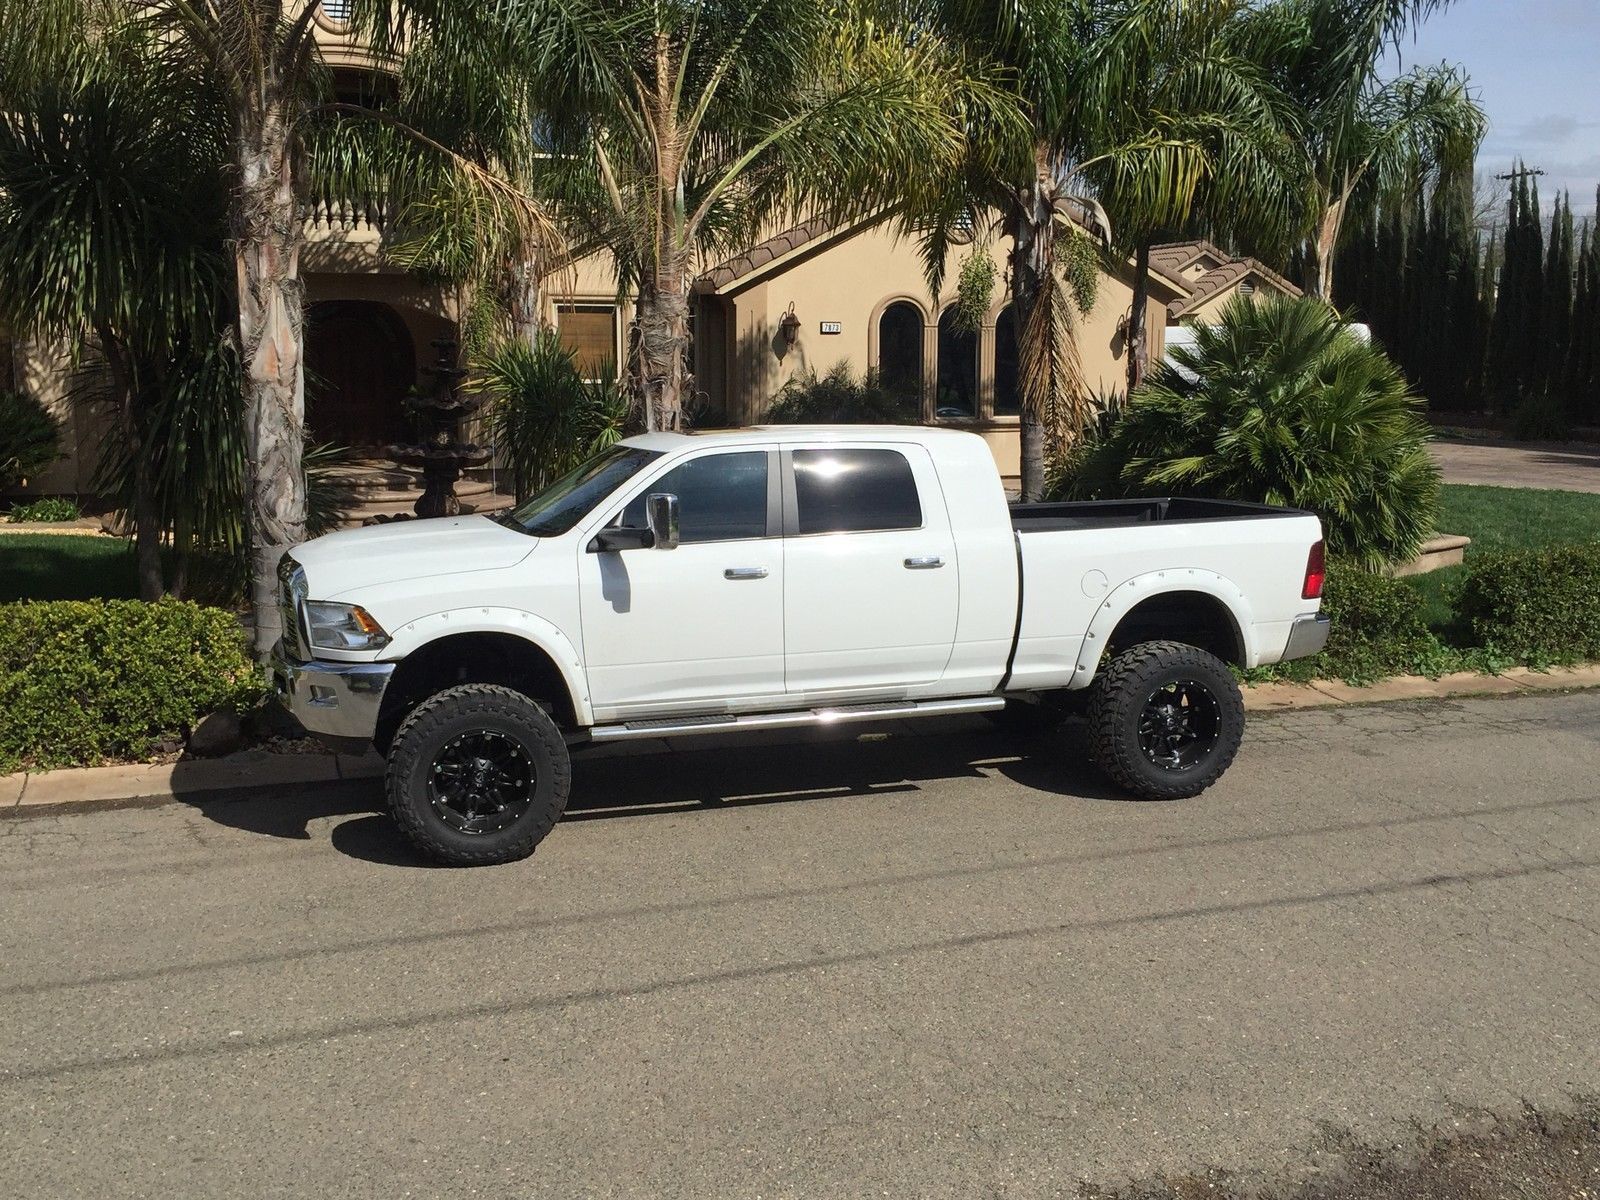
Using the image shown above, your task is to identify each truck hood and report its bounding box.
[290,515,538,599]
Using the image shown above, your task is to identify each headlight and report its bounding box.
[303,601,391,651]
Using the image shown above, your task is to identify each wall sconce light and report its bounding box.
[779,303,801,347]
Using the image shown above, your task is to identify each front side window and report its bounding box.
[620,451,769,543]
[792,448,921,534]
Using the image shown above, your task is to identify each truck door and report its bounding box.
[578,447,785,715]
[781,444,959,695]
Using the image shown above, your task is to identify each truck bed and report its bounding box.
[1010,497,1308,533]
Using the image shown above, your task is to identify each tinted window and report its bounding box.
[621,451,769,543]
[793,449,922,534]
[498,446,662,536]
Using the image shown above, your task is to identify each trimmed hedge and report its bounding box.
[0,600,265,773]
[1251,567,1455,684]
[1458,543,1600,665]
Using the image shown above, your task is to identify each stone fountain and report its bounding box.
[386,338,492,519]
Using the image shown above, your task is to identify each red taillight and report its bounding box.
[1302,540,1326,600]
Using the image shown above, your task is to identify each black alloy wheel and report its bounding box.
[427,729,536,835]
[1136,679,1221,771]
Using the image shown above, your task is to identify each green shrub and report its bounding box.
[0,599,265,773]
[766,362,919,424]
[0,389,61,490]
[7,496,79,523]
[1508,391,1570,442]
[1257,567,1454,684]
[1061,297,1440,571]
[1457,543,1600,665]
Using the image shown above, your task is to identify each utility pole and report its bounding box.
[1496,166,1544,182]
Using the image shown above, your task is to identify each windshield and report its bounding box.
[495,445,663,537]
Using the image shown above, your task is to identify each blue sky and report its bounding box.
[1405,0,1600,218]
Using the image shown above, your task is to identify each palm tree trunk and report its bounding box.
[97,325,163,601]
[1126,243,1152,395]
[1305,201,1345,301]
[634,262,690,432]
[1009,147,1056,502]
[236,103,307,658]
[508,257,540,347]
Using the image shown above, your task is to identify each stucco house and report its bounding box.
[7,11,1299,505]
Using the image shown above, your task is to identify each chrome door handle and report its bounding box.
[904,555,945,569]
[724,567,769,580]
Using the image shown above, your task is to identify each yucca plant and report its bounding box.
[1067,296,1439,570]
[479,331,628,501]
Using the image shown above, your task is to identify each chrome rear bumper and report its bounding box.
[1281,613,1332,662]
[271,640,395,742]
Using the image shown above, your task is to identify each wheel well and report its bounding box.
[375,633,576,751]
[1104,590,1244,667]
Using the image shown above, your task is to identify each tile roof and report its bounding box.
[1166,254,1301,318]
[696,218,840,292]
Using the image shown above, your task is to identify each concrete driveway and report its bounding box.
[2,693,1598,1198]
[1431,437,1600,492]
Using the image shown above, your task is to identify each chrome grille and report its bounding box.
[278,555,308,658]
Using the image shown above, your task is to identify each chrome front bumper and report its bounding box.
[271,640,395,742]
[1281,613,1332,662]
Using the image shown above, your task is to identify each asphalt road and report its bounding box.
[3,692,1599,1199]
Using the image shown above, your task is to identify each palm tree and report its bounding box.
[0,4,229,599]
[471,0,1019,433]
[1243,0,1485,299]
[1109,0,1309,394]
[317,12,566,353]
[123,0,334,648]
[1067,296,1440,569]
[921,0,1242,501]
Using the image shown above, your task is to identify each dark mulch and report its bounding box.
[1083,1100,1600,1200]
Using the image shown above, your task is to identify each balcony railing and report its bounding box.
[300,194,391,235]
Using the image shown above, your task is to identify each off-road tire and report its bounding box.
[1086,640,1244,800]
[385,684,571,866]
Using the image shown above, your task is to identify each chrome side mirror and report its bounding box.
[646,492,679,550]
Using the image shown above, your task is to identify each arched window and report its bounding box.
[876,301,924,399]
[994,306,1019,417]
[936,309,977,419]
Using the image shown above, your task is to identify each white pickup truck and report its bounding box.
[274,426,1328,866]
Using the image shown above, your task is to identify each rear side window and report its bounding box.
[620,451,769,542]
[792,448,922,534]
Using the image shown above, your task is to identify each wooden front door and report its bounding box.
[304,301,416,449]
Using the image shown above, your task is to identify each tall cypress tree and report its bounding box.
[1539,192,1575,397]
[1488,168,1547,409]
[1570,197,1600,423]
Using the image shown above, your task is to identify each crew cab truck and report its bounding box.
[274,426,1329,866]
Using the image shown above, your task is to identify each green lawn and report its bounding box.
[1405,485,1600,630]
[0,533,247,605]
[0,534,139,602]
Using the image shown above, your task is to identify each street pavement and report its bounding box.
[3,692,1599,1198]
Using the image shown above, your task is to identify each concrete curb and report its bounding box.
[5,666,1600,818]
[1240,665,1600,711]
[2,748,384,817]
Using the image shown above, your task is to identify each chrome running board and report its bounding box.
[584,695,1005,742]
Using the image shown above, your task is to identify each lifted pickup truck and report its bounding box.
[274,427,1328,865]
